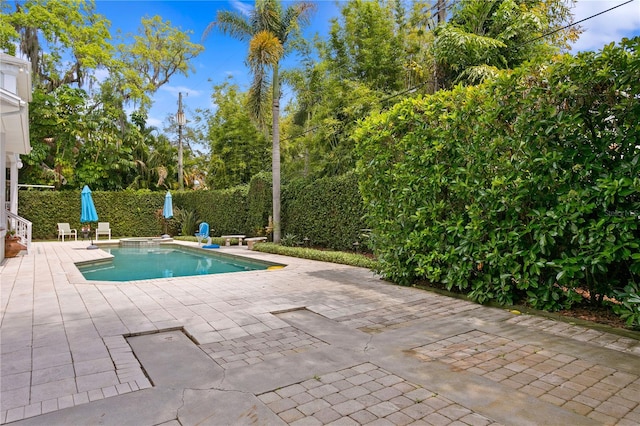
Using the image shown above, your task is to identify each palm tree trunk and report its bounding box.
[272,63,281,243]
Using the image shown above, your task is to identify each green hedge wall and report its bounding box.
[246,172,272,236]
[173,187,248,236]
[282,172,368,251]
[355,38,640,311]
[19,190,164,239]
[18,173,366,248]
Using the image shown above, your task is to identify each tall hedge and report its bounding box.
[355,38,640,310]
[18,173,366,248]
[282,172,368,251]
[173,187,248,236]
[246,172,272,236]
[19,190,165,239]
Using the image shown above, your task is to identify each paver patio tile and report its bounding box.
[423,412,452,426]
[1,350,33,376]
[73,357,113,376]
[31,364,75,385]
[402,401,437,420]
[1,242,639,425]
[57,395,74,410]
[368,401,398,418]
[87,389,105,402]
[4,407,24,423]
[385,411,414,426]
[23,403,41,418]
[30,378,77,403]
[562,400,594,416]
[587,410,618,425]
[299,399,331,416]
[460,412,497,426]
[0,372,31,391]
[267,397,297,414]
[41,398,58,414]
[0,387,30,411]
[31,351,72,371]
[312,407,342,424]
[348,409,377,424]
[595,400,633,418]
[290,416,323,426]
[76,370,119,392]
[333,400,366,416]
[309,384,340,399]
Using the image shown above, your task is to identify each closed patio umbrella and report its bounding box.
[162,191,173,238]
[80,185,99,249]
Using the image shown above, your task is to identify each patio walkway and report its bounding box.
[1,240,639,425]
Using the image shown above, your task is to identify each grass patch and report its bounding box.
[254,243,378,269]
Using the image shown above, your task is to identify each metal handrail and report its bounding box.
[6,210,32,254]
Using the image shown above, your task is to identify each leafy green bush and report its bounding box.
[280,233,300,247]
[612,282,640,329]
[355,37,640,315]
[254,243,378,269]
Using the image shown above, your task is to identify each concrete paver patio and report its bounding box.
[1,240,639,425]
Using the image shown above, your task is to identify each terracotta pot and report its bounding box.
[5,237,25,258]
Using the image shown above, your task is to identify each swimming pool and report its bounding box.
[77,245,281,282]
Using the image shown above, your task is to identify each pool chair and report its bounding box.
[96,222,111,240]
[57,223,77,241]
[195,222,212,246]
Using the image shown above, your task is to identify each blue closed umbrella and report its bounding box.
[162,191,173,238]
[80,185,98,249]
[163,191,173,219]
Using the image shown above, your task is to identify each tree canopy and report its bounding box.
[2,0,586,192]
[2,0,205,190]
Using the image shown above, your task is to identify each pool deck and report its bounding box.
[1,240,639,425]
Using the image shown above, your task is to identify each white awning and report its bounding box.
[1,87,31,155]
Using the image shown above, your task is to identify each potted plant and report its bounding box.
[5,228,25,258]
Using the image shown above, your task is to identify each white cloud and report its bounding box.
[146,116,164,128]
[570,0,640,52]
[160,85,203,98]
[92,68,110,84]
[230,0,253,17]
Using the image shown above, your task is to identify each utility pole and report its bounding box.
[437,0,446,23]
[176,92,186,190]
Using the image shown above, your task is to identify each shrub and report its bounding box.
[254,243,378,269]
[355,37,640,314]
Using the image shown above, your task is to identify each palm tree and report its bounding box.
[203,0,315,243]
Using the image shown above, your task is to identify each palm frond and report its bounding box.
[247,67,271,130]
[253,0,282,34]
[204,10,253,42]
[280,2,316,43]
[249,30,284,67]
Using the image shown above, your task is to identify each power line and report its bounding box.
[281,80,430,143]
[516,0,636,48]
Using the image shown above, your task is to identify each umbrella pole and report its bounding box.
[87,222,98,250]
[162,218,170,239]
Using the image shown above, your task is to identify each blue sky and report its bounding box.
[93,0,640,129]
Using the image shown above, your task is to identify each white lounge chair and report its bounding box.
[96,222,111,240]
[57,223,77,241]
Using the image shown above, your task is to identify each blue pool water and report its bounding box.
[77,245,273,281]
